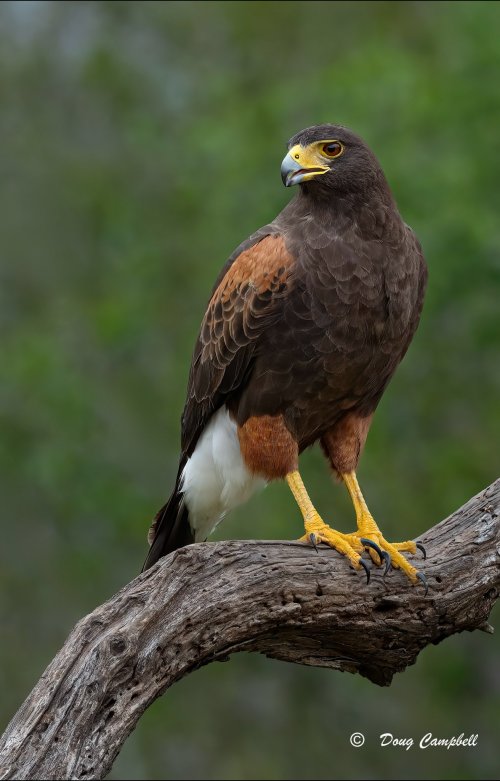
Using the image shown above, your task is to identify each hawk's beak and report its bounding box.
[281,144,329,187]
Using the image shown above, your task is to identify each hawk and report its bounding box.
[143,124,428,590]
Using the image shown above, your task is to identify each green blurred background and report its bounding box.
[1,1,499,778]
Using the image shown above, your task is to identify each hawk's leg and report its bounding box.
[285,470,371,582]
[342,471,426,589]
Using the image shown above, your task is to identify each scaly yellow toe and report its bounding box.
[302,511,364,570]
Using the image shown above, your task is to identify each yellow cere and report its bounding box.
[287,140,343,182]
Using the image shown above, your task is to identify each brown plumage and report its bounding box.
[143,124,428,587]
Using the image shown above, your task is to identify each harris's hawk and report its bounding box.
[143,124,428,590]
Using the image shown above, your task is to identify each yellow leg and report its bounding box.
[342,471,422,585]
[285,470,367,575]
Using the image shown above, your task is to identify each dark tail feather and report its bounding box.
[141,478,194,572]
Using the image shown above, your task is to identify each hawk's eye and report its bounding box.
[321,141,343,158]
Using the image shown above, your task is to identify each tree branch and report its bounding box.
[1,480,499,780]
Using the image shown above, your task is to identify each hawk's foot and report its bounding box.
[298,512,371,582]
[341,472,427,594]
[345,526,425,584]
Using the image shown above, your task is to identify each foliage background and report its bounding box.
[1,1,499,778]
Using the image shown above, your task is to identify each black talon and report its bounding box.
[416,571,429,596]
[309,532,319,553]
[359,559,371,585]
[360,537,383,559]
[380,550,391,576]
[416,542,427,560]
[359,537,391,575]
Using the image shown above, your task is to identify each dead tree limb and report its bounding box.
[0,479,499,780]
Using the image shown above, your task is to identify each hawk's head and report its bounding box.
[281,124,384,196]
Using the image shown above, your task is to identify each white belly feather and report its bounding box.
[180,406,267,542]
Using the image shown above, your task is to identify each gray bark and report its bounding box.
[0,479,499,780]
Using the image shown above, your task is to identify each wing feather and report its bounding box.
[180,231,295,456]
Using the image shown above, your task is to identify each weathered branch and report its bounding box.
[1,480,499,780]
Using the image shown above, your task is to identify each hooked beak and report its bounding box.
[280,144,330,187]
